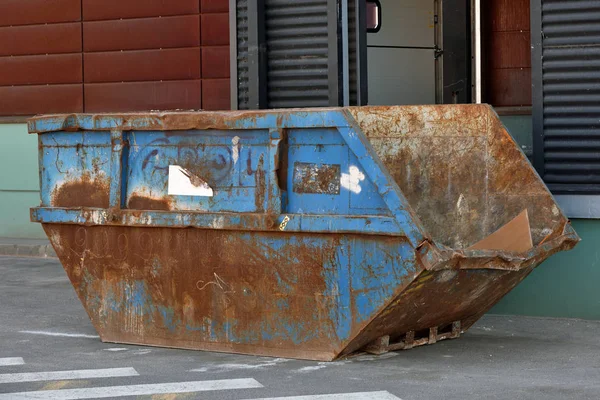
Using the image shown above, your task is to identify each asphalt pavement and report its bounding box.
[1,256,599,400]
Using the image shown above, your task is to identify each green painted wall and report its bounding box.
[500,115,533,157]
[492,219,599,320]
[0,124,45,239]
[492,114,600,319]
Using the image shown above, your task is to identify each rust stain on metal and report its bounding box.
[255,154,265,211]
[51,173,110,208]
[127,194,172,211]
[293,163,341,195]
[45,224,344,361]
[349,105,568,249]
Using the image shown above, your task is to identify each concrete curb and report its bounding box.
[0,242,57,258]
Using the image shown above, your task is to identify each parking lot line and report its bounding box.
[0,358,24,367]
[0,367,138,384]
[0,378,264,399]
[243,392,402,400]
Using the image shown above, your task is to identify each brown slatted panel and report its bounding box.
[0,0,82,115]
[201,13,229,46]
[201,0,229,13]
[83,0,199,21]
[202,46,230,78]
[0,0,81,27]
[0,2,232,115]
[483,0,531,107]
[85,80,202,112]
[488,0,530,32]
[202,78,230,110]
[83,15,200,52]
[84,48,201,83]
[488,68,532,107]
[0,54,82,86]
[488,31,531,69]
[0,84,83,115]
[0,23,82,57]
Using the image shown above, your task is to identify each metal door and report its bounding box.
[366,0,438,105]
[230,0,368,109]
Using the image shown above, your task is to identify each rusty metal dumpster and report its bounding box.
[29,105,579,361]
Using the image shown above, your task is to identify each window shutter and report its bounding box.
[533,0,600,193]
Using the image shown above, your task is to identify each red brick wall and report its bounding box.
[0,0,230,115]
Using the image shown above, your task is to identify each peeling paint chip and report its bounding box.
[293,162,341,194]
[168,166,214,197]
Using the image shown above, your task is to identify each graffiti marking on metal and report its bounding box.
[341,166,366,194]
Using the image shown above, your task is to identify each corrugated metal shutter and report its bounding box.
[265,0,330,108]
[236,0,250,109]
[537,0,600,193]
[233,0,366,109]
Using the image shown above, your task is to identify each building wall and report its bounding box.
[0,0,231,115]
[0,123,45,239]
[492,219,600,320]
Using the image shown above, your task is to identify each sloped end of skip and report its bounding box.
[338,105,580,358]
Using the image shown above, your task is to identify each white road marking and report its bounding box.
[19,331,99,339]
[0,367,138,384]
[243,391,402,400]
[0,357,24,366]
[0,378,263,400]
[190,358,290,373]
[297,365,327,372]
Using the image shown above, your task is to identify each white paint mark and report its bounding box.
[191,358,289,373]
[132,349,152,355]
[0,367,138,384]
[324,361,350,366]
[0,378,263,400]
[297,365,327,372]
[456,194,470,218]
[168,165,213,197]
[340,166,365,194]
[104,348,127,352]
[552,205,560,217]
[232,136,241,164]
[209,216,225,229]
[196,273,234,294]
[372,352,398,360]
[19,331,99,339]
[0,358,24,366]
[242,391,402,400]
[349,352,398,363]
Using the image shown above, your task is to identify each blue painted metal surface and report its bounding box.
[29,106,579,361]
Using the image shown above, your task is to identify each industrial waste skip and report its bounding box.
[29,105,579,361]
